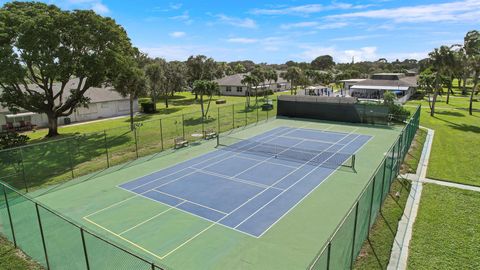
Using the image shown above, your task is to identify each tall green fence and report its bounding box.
[308,105,421,270]
[0,100,277,193]
[0,181,168,270]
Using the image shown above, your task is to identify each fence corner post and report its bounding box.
[35,204,50,270]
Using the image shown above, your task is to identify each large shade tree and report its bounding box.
[0,2,134,137]
[192,80,219,118]
[145,61,166,111]
[186,55,218,99]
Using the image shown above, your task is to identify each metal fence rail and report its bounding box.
[308,105,420,270]
[0,100,277,193]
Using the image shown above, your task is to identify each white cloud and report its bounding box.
[169,31,186,38]
[169,3,182,10]
[330,34,384,41]
[298,46,378,63]
[281,21,348,30]
[216,14,257,28]
[251,3,372,16]
[170,11,193,25]
[328,0,480,23]
[57,0,110,15]
[227,38,258,44]
[91,2,109,15]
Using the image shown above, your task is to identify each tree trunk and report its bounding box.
[446,79,452,104]
[462,75,467,95]
[470,76,478,115]
[165,94,169,108]
[200,94,205,118]
[46,115,59,137]
[431,74,440,117]
[152,88,157,112]
[129,95,134,131]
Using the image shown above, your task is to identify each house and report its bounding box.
[348,73,418,103]
[215,72,291,97]
[0,78,138,131]
[339,79,366,96]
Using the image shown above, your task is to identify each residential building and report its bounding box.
[215,72,291,97]
[0,78,138,131]
[348,73,418,103]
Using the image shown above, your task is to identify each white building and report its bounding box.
[347,73,418,103]
[1,79,138,131]
[215,72,291,97]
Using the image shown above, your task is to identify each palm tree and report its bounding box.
[283,66,302,95]
[265,68,278,99]
[427,46,455,116]
[241,74,259,108]
[251,66,267,105]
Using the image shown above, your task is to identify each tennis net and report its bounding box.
[217,135,356,170]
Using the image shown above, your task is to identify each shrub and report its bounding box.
[0,132,29,150]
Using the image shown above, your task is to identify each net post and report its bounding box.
[35,203,50,270]
[19,148,28,193]
[352,154,356,172]
[80,228,90,270]
[350,202,359,268]
[103,130,110,168]
[159,119,164,151]
[2,184,17,247]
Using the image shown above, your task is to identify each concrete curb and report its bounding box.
[387,127,434,270]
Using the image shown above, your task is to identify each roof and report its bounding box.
[351,85,410,91]
[339,79,366,83]
[215,71,288,86]
[353,73,417,89]
[0,78,130,113]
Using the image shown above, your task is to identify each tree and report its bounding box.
[233,63,246,73]
[251,66,267,105]
[265,68,278,98]
[464,30,480,115]
[425,46,455,116]
[311,55,335,70]
[0,2,134,137]
[165,61,187,100]
[192,80,219,118]
[144,61,165,111]
[112,59,147,131]
[186,55,218,99]
[241,74,260,107]
[282,66,303,95]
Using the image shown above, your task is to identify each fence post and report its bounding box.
[159,119,164,151]
[326,242,332,270]
[244,105,248,126]
[256,104,259,123]
[266,106,269,120]
[67,139,75,179]
[380,159,387,205]
[35,204,50,270]
[134,127,139,159]
[232,104,235,130]
[19,148,28,193]
[2,185,16,247]
[217,107,220,133]
[367,176,376,233]
[182,114,185,138]
[103,130,110,168]
[350,202,360,269]
[202,114,205,137]
[151,263,155,270]
[80,228,90,270]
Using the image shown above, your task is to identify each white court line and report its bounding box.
[278,134,348,146]
[234,133,361,230]
[225,154,297,169]
[152,190,228,215]
[160,129,356,259]
[85,127,292,219]
[119,201,184,235]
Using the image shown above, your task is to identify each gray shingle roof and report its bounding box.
[215,71,288,86]
[354,74,418,88]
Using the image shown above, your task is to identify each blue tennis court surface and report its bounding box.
[119,127,372,237]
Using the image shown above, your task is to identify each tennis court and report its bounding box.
[117,127,371,237]
[26,117,405,269]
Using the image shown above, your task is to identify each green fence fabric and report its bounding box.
[0,100,277,193]
[0,182,165,270]
[308,105,421,270]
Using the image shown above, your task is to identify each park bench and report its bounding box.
[174,137,189,149]
[204,130,217,140]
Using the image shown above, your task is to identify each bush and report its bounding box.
[384,92,411,121]
[0,132,29,150]
[140,101,156,113]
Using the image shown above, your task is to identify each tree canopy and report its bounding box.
[0,1,135,136]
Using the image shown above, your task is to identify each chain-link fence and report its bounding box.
[0,99,277,193]
[0,181,169,270]
[308,105,421,270]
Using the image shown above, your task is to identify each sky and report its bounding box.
[2,0,480,63]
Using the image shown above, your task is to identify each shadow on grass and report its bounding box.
[435,110,465,117]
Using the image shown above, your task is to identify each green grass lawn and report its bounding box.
[406,95,480,186]
[408,184,480,270]
[401,128,427,174]
[0,235,44,270]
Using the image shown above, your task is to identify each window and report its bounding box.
[226,86,232,92]
[277,84,282,89]
[236,86,243,92]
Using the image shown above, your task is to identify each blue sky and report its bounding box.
[3,0,480,63]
